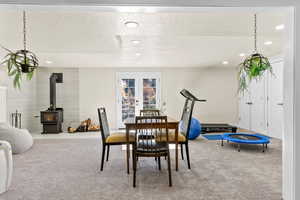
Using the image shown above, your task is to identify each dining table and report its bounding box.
[124,116,180,174]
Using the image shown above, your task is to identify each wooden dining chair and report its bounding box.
[132,116,172,187]
[97,107,135,171]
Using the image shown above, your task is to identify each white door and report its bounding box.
[116,72,161,128]
[249,76,267,133]
[238,91,252,130]
[267,60,284,139]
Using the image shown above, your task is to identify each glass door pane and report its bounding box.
[143,78,157,109]
[120,79,136,123]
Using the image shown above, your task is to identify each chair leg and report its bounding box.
[158,156,161,171]
[100,144,106,171]
[106,145,110,162]
[185,143,191,169]
[132,144,135,173]
[167,151,172,187]
[133,151,137,187]
[180,143,184,160]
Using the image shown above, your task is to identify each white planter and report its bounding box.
[0,140,12,194]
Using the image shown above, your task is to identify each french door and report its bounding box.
[116,72,161,128]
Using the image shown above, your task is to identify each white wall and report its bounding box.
[79,68,116,129]
[79,67,238,129]
[162,67,238,124]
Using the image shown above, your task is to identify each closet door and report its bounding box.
[267,60,284,139]
[238,91,251,130]
[249,76,267,133]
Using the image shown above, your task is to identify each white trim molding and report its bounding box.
[282,8,295,200]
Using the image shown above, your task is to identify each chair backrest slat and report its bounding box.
[140,109,160,116]
[97,108,110,143]
[135,116,168,153]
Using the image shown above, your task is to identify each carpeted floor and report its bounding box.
[0,137,282,200]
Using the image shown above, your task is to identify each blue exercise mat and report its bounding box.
[202,134,223,140]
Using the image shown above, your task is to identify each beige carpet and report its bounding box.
[0,136,282,200]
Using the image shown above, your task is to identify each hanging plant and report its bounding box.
[238,14,272,93]
[238,53,272,92]
[0,11,38,89]
[1,48,38,88]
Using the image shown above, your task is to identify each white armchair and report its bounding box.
[0,140,12,194]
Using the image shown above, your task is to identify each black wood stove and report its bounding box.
[41,73,63,134]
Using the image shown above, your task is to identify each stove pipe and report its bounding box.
[49,73,63,110]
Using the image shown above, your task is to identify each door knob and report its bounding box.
[246,102,253,105]
[277,103,284,106]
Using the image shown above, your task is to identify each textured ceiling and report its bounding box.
[0,9,285,68]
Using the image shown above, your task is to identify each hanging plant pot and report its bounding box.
[238,14,272,93]
[0,11,38,89]
[15,50,38,73]
[1,49,38,88]
[238,53,272,93]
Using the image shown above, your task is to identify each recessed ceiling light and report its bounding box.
[45,60,52,64]
[135,53,141,57]
[222,61,229,65]
[125,21,139,28]
[264,41,273,45]
[275,24,285,30]
[239,53,246,57]
[131,40,140,45]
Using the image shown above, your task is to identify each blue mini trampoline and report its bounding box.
[222,133,270,152]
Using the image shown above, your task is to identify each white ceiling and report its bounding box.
[0,9,285,68]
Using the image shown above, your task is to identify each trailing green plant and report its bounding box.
[0,47,37,88]
[238,53,272,93]
[238,14,273,93]
[0,11,38,89]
